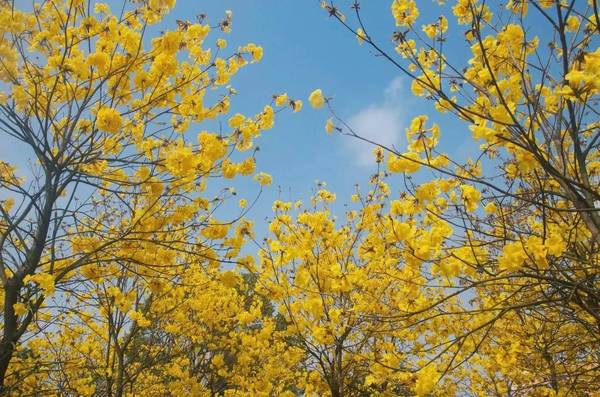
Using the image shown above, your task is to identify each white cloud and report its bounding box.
[346,77,405,166]
[384,76,404,100]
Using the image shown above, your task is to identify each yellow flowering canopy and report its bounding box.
[0,0,599,396]
[0,0,286,393]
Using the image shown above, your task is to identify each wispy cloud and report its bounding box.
[345,77,405,166]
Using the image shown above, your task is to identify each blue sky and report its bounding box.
[7,0,548,238]
[4,0,567,246]
[159,1,478,234]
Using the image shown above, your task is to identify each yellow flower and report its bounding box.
[388,152,421,173]
[373,147,384,162]
[220,271,239,288]
[274,93,289,106]
[216,38,227,48]
[545,233,567,257]
[308,89,325,109]
[228,113,246,129]
[88,52,110,72]
[391,0,419,27]
[414,365,439,396]
[325,118,334,134]
[23,273,56,296]
[460,184,481,212]
[356,28,366,45]
[13,302,27,316]
[291,99,303,112]
[151,53,177,75]
[498,241,528,272]
[245,43,263,62]
[566,16,580,32]
[422,23,437,39]
[484,202,497,214]
[316,189,336,203]
[96,107,123,133]
[254,172,272,186]
[94,2,110,13]
[129,311,151,327]
[201,220,229,240]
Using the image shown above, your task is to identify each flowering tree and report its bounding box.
[258,179,463,396]
[1,0,599,395]
[316,0,600,394]
[0,0,287,393]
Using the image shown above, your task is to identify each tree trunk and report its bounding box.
[0,279,21,390]
[0,186,56,390]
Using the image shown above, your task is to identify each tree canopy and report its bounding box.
[0,0,599,396]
